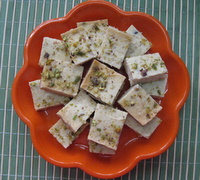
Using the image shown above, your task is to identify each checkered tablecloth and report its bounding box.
[0,0,199,179]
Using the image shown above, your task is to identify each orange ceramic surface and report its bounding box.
[12,0,190,179]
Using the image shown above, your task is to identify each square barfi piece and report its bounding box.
[80,60,126,105]
[140,74,168,98]
[98,26,132,69]
[88,104,127,150]
[61,26,95,65]
[38,37,71,67]
[40,59,84,97]
[57,90,96,133]
[125,114,161,139]
[118,84,162,125]
[89,140,115,155]
[77,19,108,55]
[124,53,168,86]
[125,25,152,58]
[49,119,88,148]
[29,80,70,111]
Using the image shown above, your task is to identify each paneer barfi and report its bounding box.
[88,103,127,150]
[77,19,108,56]
[125,25,152,58]
[38,37,70,67]
[49,119,88,148]
[125,114,162,139]
[98,26,132,69]
[40,59,84,97]
[89,140,115,155]
[29,80,70,110]
[80,60,126,105]
[118,84,162,125]
[57,90,96,133]
[124,53,168,86]
[140,74,168,98]
[61,26,95,65]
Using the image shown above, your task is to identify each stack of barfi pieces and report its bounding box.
[29,19,168,155]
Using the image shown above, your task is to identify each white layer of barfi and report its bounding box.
[77,19,108,56]
[40,59,84,97]
[57,90,96,133]
[118,84,162,125]
[61,26,95,65]
[88,103,127,150]
[125,25,152,58]
[49,119,88,148]
[124,53,168,86]
[89,140,115,155]
[29,80,70,111]
[80,60,126,105]
[38,37,70,67]
[125,114,161,139]
[98,26,132,69]
[140,74,168,98]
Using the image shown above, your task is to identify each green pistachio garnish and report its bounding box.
[73,76,81,84]
[75,49,86,56]
[94,24,100,31]
[45,59,54,65]
[132,63,138,69]
[73,115,77,121]
[152,63,157,70]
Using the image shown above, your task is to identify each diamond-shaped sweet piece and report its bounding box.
[77,19,108,56]
[124,53,168,86]
[49,119,88,148]
[118,84,162,125]
[38,37,70,67]
[61,26,95,65]
[125,25,152,58]
[40,59,84,97]
[139,74,168,98]
[80,60,126,105]
[29,80,70,111]
[88,103,127,150]
[88,140,115,155]
[125,114,162,139]
[98,26,132,69]
[57,90,97,133]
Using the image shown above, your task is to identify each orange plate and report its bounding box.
[12,0,190,179]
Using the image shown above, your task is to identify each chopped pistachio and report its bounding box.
[132,63,138,69]
[73,76,81,84]
[73,115,77,121]
[92,120,98,126]
[99,81,107,90]
[97,128,101,132]
[63,36,68,42]
[30,82,37,86]
[94,24,100,31]
[46,59,54,65]
[141,38,147,45]
[65,44,69,48]
[152,63,157,70]
[49,81,55,87]
[75,49,86,56]
[157,89,161,95]
[66,83,71,88]
[114,127,121,134]
[153,102,158,108]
